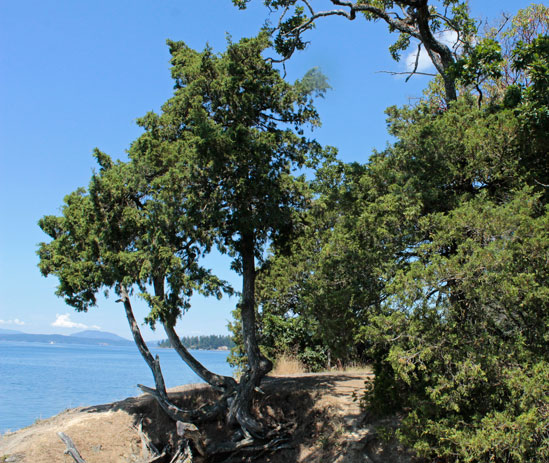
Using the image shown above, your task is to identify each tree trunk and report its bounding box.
[153,274,236,392]
[228,233,273,436]
[118,286,223,423]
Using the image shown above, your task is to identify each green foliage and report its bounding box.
[37,152,227,326]
[136,33,327,264]
[457,4,549,106]
[493,4,549,95]
[38,33,328,350]
[39,4,549,456]
[512,35,549,118]
[252,33,548,458]
[358,98,549,461]
[450,38,503,91]
[507,34,549,203]
[225,5,549,459]
[239,159,377,371]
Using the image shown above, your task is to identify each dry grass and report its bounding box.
[270,354,372,376]
[271,354,306,375]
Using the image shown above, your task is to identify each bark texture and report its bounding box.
[57,432,87,463]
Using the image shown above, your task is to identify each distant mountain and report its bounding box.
[71,330,130,342]
[0,328,25,335]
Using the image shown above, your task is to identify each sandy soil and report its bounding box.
[0,370,415,463]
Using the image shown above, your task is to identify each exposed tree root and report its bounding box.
[205,421,295,462]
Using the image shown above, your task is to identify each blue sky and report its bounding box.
[0,1,535,340]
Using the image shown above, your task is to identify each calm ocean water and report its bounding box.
[0,341,233,434]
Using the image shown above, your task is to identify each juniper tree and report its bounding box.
[38,33,328,439]
[129,33,328,435]
[38,151,235,424]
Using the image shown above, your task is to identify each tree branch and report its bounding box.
[331,1,421,38]
[163,321,237,392]
[376,70,436,77]
[284,1,421,41]
[118,286,224,423]
[406,43,423,82]
[276,0,458,101]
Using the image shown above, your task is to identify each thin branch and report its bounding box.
[284,1,421,40]
[406,43,423,82]
[495,14,511,36]
[376,70,436,77]
[265,55,290,77]
[534,179,549,188]
[331,1,420,38]
[302,0,314,16]
[431,13,460,35]
[475,83,483,108]
[277,5,291,28]
[284,8,353,40]
[439,19,463,55]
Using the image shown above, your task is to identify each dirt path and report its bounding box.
[261,370,412,463]
[0,370,412,463]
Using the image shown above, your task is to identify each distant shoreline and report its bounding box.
[0,339,230,352]
[0,333,132,347]
[156,345,230,351]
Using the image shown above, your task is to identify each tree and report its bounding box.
[447,4,549,107]
[485,4,549,98]
[130,33,328,436]
[38,33,329,446]
[233,0,483,103]
[38,152,235,425]
[234,9,549,459]
[356,39,549,459]
[245,158,398,371]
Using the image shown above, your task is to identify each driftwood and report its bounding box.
[57,432,86,463]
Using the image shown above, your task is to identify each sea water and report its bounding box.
[0,341,233,434]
